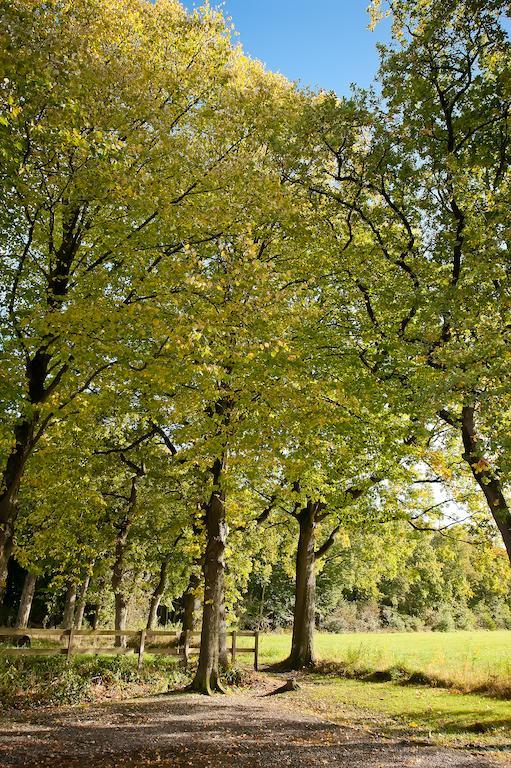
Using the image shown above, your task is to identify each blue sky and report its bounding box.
[182,1,392,95]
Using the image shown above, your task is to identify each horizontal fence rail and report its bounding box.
[0,628,260,670]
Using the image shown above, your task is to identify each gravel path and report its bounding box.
[0,685,506,767]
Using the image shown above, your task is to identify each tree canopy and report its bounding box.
[1,0,510,689]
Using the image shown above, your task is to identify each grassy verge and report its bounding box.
[0,652,252,710]
[279,674,511,751]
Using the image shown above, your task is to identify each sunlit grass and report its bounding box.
[254,630,511,695]
[283,676,511,749]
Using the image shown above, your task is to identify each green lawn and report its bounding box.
[249,631,511,750]
[281,676,511,749]
[254,630,511,694]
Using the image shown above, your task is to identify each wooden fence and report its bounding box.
[0,628,260,671]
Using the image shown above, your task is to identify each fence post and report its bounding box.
[138,629,146,672]
[231,630,237,665]
[66,628,75,663]
[254,630,259,671]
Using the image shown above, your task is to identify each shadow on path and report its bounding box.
[0,689,503,767]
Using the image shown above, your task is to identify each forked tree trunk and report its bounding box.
[287,501,317,669]
[15,571,37,628]
[189,457,227,694]
[62,582,77,629]
[181,571,201,637]
[74,575,91,630]
[285,488,364,671]
[147,557,170,630]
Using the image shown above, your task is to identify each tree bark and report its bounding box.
[112,518,130,649]
[189,457,227,694]
[181,571,201,636]
[147,557,170,630]
[62,582,77,629]
[219,597,229,669]
[287,501,317,670]
[114,592,128,646]
[0,419,37,596]
[74,575,91,630]
[15,571,37,629]
[459,405,511,562]
[111,467,142,647]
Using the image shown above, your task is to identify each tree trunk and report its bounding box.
[147,557,170,630]
[219,597,229,669]
[0,205,82,596]
[181,571,201,636]
[114,592,128,647]
[460,405,511,562]
[74,575,91,630]
[111,470,141,648]
[62,582,77,629]
[112,522,130,648]
[287,501,317,669]
[0,419,37,597]
[189,457,227,694]
[15,571,37,628]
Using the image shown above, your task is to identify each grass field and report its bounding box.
[250,631,511,749]
[254,630,511,695]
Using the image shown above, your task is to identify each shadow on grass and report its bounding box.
[301,660,511,700]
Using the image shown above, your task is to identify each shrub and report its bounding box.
[0,653,189,710]
[221,665,250,687]
[380,606,407,631]
[429,607,456,632]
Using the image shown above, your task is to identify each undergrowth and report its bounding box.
[0,654,253,710]
[0,654,190,709]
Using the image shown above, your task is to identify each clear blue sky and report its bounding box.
[182,1,391,95]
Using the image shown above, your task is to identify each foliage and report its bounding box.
[241,522,511,633]
[1,0,511,702]
[0,653,189,709]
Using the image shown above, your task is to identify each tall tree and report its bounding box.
[303,0,511,562]
[0,0,254,591]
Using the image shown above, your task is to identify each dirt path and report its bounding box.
[0,684,506,767]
